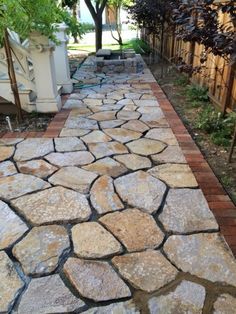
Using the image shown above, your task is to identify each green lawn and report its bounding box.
[68,39,151,55]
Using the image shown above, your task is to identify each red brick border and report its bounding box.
[150,82,236,256]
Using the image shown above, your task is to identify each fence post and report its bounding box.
[29,32,62,113]
[54,23,73,94]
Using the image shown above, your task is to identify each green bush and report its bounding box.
[174,75,189,87]
[196,105,236,147]
[80,22,95,33]
[186,85,209,102]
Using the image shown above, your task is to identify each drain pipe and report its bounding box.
[6,116,13,132]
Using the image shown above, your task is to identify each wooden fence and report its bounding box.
[141,21,236,113]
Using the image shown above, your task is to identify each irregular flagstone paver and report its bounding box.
[69,93,87,99]
[65,116,99,130]
[112,250,178,292]
[83,301,139,314]
[127,138,166,156]
[90,175,124,214]
[0,200,28,249]
[81,130,112,143]
[99,209,164,252]
[151,145,186,164]
[88,141,128,159]
[63,99,84,108]
[148,280,206,314]
[114,171,166,214]
[99,119,125,129]
[72,222,122,258]
[0,161,17,177]
[134,99,159,107]
[141,94,156,100]
[11,186,91,225]
[145,128,178,145]
[123,104,138,111]
[103,128,142,143]
[54,137,86,152]
[49,167,98,193]
[60,128,90,137]
[0,252,24,313]
[0,138,24,146]
[140,113,169,128]
[213,294,236,314]
[114,154,152,170]
[83,157,128,177]
[117,98,135,105]
[69,107,92,117]
[0,173,50,200]
[122,120,149,133]
[64,258,131,302]
[164,233,236,287]
[0,146,15,161]
[148,164,198,188]
[125,93,142,100]
[14,138,54,161]
[13,225,70,276]
[117,110,141,121]
[88,111,117,121]
[17,159,57,179]
[45,151,94,167]
[17,274,85,314]
[159,189,218,233]
[138,106,162,114]
[83,98,103,106]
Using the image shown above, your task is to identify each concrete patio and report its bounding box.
[0,58,236,313]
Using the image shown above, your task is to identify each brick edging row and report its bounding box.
[150,82,236,256]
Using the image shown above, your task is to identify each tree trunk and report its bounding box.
[95,16,103,51]
[3,30,23,122]
[72,3,78,44]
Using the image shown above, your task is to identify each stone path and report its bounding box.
[0,57,236,313]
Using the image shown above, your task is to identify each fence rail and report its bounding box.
[142,25,236,113]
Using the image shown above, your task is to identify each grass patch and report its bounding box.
[68,38,151,54]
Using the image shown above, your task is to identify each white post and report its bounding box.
[54,23,73,94]
[29,32,62,112]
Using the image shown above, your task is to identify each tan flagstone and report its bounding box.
[45,151,94,167]
[122,120,149,132]
[112,250,178,292]
[145,128,178,145]
[60,128,90,137]
[104,128,142,143]
[54,137,86,152]
[0,161,17,177]
[82,130,112,143]
[83,300,139,314]
[148,280,206,314]
[13,225,70,275]
[90,175,124,214]
[11,186,91,225]
[0,173,50,201]
[151,146,186,164]
[126,138,166,156]
[72,222,122,258]
[148,164,198,188]
[117,110,141,121]
[14,138,54,161]
[64,258,131,301]
[114,154,151,170]
[17,160,57,179]
[83,157,128,178]
[0,146,15,162]
[0,252,24,313]
[100,209,164,252]
[88,111,117,121]
[88,141,128,159]
[114,171,166,214]
[0,200,28,250]
[164,233,236,287]
[49,167,98,193]
[16,275,85,314]
[100,119,125,129]
[213,294,236,314]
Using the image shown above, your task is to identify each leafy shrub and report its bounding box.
[186,85,209,102]
[174,75,189,87]
[196,105,236,147]
[80,23,95,33]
